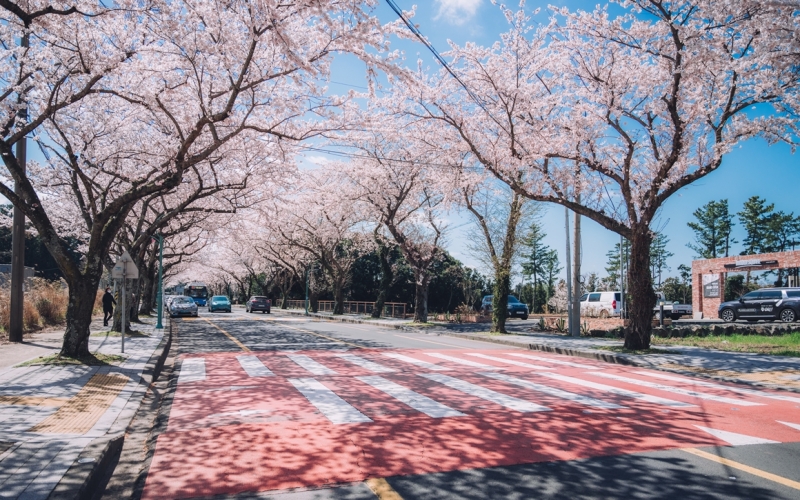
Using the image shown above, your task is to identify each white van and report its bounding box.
[579,291,622,318]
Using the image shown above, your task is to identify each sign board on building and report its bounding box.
[111,251,139,279]
[702,274,720,298]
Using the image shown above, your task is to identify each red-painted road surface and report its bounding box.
[142,348,800,499]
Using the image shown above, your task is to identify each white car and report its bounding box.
[579,291,621,318]
[169,296,198,317]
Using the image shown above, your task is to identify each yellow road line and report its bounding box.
[201,318,250,352]
[254,316,364,349]
[681,448,800,490]
[365,478,404,500]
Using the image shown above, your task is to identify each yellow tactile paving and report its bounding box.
[0,396,68,407]
[29,373,129,434]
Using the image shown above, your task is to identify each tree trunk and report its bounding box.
[624,227,656,350]
[373,242,393,318]
[139,271,155,316]
[333,277,345,315]
[129,279,141,323]
[413,275,430,323]
[60,277,101,358]
[491,270,510,333]
[310,290,319,313]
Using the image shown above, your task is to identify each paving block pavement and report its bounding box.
[0,319,171,500]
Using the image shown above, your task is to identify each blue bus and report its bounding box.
[184,282,209,306]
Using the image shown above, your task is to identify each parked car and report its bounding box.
[718,288,800,323]
[169,296,198,318]
[163,295,180,310]
[480,295,529,320]
[208,295,232,313]
[579,291,621,318]
[246,296,271,314]
[653,292,693,320]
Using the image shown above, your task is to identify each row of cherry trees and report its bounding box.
[0,0,401,356]
[3,1,798,353]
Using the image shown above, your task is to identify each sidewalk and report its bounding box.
[275,309,800,393]
[0,317,170,499]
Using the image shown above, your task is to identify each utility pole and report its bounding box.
[9,33,29,343]
[620,234,626,319]
[571,200,581,337]
[155,233,164,329]
[564,207,572,335]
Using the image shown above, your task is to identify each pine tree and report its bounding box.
[521,222,552,313]
[687,199,736,259]
[542,249,562,312]
[738,196,775,255]
[650,232,674,288]
[603,240,630,289]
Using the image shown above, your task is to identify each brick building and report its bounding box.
[691,251,800,318]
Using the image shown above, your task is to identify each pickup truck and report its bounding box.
[653,292,693,320]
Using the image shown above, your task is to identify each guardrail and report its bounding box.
[279,299,407,318]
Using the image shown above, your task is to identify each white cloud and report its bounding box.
[434,0,482,26]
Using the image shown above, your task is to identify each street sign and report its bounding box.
[111,250,139,279]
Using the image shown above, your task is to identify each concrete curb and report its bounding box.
[49,321,173,500]
[279,308,417,331]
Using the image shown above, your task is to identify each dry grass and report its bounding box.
[0,278,71,335]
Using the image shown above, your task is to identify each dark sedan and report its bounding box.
[718,288,800,323]
[480,295,529,320]
[246,296,271,314]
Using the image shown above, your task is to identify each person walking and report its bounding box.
[103,287,116,327]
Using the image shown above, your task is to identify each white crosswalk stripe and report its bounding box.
[288,378,371,424]
[589,372,764,406]
[507,353,600,369]
[537,372,695,407]
[420,373,550,413]
[481,372,624,409]
[633,371,800,404]
[285,354,337,375]
[425,353,503,370]
[178,358,206,384]
[236,355,274,377]
[357,376,465,418]
[336,354,395,373]
[467,353,555,370]
[381,353,450,371]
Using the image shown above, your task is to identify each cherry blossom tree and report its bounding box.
[391,1,800,348]
[1,0,398,356]
[332,124,451,323]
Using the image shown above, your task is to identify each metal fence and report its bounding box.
[279,299,406,319]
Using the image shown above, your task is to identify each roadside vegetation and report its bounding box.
[652,333,800,356]
[16,352,126,367]
[0,279,104,337]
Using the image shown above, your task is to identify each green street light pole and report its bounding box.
[156,233,164,329]
[304,265,309,316]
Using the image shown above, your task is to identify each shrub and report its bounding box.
[23,300,40,331]
[32,279,68,325]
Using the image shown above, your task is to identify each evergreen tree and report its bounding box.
[738,196,775,255]
[603,239,630,290]
[542,249,562,312]
[687,199,736,258]
[650,232,674,288]
[521,222,552,313]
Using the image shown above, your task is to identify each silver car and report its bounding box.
[169,296,198,317]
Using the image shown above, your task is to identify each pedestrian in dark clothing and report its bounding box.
[102,287,116,326]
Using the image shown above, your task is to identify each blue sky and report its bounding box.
[317,0,800,283]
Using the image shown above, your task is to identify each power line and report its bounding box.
[383,0,493,117]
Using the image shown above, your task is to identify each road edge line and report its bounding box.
[681,447,800,490]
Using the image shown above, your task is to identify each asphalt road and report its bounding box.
[119,308,800,500]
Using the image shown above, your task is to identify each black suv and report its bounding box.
[246,296,271,314]
[718,288,800,323]
[481,295,529,320]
